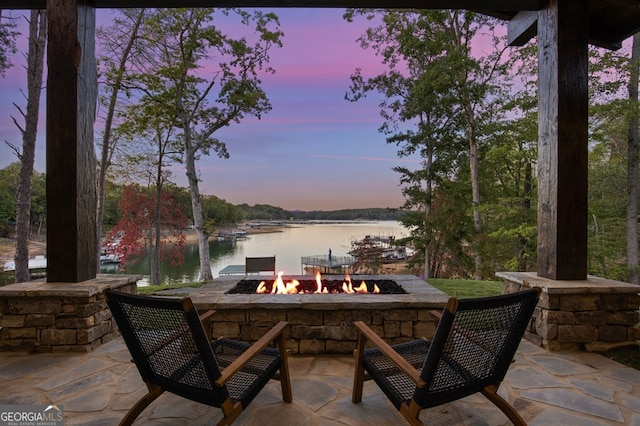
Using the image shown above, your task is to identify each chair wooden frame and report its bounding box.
[106,291,292,426]
[352,288,541,426]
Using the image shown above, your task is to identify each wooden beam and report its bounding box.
[3,0,545,9]
[537,0,588,280]
[507,10,537,46]
[46,0,97,283]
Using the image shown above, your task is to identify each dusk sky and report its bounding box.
[0,9,424,211]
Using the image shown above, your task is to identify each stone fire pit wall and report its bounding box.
[0,275,140,352]
[188,275,448,355]
[498,271,640,352]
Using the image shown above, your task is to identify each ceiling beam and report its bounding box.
[4,0,546,11]
[507,10,537,46]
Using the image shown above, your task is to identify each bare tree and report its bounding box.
[6,11,46,282]
[95,9,146,273]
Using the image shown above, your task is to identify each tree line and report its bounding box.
[1,8,639,285]
[0,166,402,234]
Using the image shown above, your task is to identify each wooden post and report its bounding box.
[46,0,97,282]
[537,0,588,280]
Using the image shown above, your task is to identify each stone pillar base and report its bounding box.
[497,272,640,351]
[0,275,140,352]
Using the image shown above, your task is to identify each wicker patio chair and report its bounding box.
[352,288,540,426]
[106,291,292,426]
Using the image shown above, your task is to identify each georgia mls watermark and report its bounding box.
[0,405,64,426]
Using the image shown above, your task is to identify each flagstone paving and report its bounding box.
[0,339,639,425]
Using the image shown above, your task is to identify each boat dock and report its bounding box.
[301,254,355,274]
[2,255,47,278]
[218,255,356,277]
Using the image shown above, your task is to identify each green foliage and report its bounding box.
[237,203,290,220]
[201,195,244,231]
[236,204,405,221]
[0,163,46,237]
[0,270,14,286]
[292,208,404,221]
[0,164,18,229]
[345,9,522,279]
[0,15,18,77]
[102,181,125,230]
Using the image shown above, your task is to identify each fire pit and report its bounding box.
[226,272,407,294]
[186,274,449,355]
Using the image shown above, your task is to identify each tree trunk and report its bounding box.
[185,142,213,281]
[14,10,46,283]
[519,160,533,271]
[465,103,483,280]
[423,143,433,279]
[96,9,145,273]
[151,153,163,286]
[627,33,640,284]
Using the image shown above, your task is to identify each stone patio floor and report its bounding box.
[1,339,640,425]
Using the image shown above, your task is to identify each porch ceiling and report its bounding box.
[4,1,640,51]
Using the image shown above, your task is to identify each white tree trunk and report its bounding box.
[185,143,213,281]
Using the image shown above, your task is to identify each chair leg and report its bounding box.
[352,332,367,403]
[119,383,164,426]
[218,398,243,426]
[399,400,424,426]
[276,333,293,402]
[481,385,526,426]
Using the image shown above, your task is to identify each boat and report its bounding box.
[349,235,409,262]
[217,229,248,241]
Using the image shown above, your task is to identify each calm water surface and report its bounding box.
[106,221,407,286]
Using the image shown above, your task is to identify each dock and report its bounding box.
[218,264,246,276]
[301,255,355,274]
[218,254,356,276]
[2,255,48,278]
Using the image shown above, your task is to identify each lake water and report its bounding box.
[103,221,407,286]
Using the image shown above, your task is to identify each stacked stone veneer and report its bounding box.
[190,274,448,355]
[498,272,640,351]
[0,275,139,352]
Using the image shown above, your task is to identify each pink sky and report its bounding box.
[0,9,428,210]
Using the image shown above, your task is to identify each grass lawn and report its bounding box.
[137,282,206,295]
[426,278,504,298]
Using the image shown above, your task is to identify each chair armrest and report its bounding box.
[430,310,442,321]
[353,321,426,388]
[199,310,216,323]
[215,321,288,386]
[199,310,216,341]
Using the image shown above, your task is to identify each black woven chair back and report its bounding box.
[245,256,276,274]
[415,289,539,408]
[106,291,230,407]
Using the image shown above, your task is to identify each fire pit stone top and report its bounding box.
[186,274,449,310]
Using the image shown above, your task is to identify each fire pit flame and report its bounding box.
[255,271,381,294]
